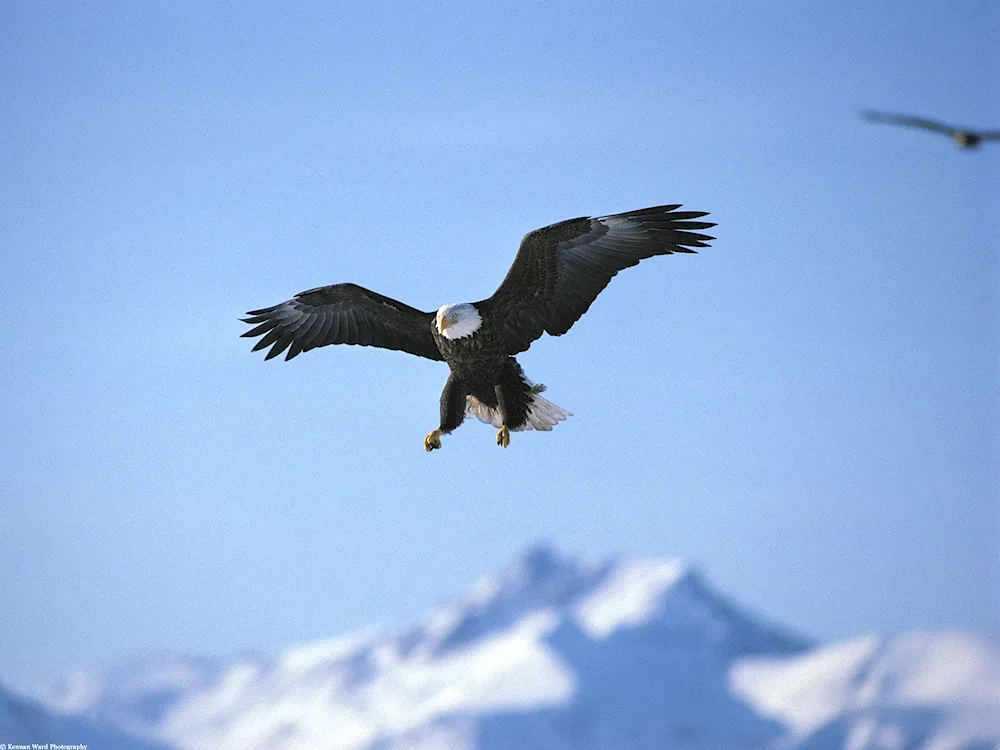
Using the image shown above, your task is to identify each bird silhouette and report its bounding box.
[861,110,1000,148]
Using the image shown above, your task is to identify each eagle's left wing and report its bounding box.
[477,204,714,355]
[241,283,443,362]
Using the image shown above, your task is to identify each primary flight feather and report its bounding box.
[242,204,715,451]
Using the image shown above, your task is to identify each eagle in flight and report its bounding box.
[242,204,714,451]
[861,110,1000,149]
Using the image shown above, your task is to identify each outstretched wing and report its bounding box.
[977,130,1000,141]
[241,283,443,362]
[860,110,955,135]
[478,204,714,355]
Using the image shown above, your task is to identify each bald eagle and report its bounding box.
[861,110,1000,149]
[242,204,714,451]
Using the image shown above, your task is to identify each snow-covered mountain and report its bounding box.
[7,546,1000,749]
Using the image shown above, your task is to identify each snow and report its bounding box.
[155,609,574,750]
[9,546,1000,750]
[279,629,378,676]
[732,631,1000,749]
[574,559,688,638]
[882,631,1000,705]
[730,634,882,735]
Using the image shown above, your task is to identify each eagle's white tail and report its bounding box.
[465,386,572,432]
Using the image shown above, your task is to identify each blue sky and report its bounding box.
[1,0,997,689]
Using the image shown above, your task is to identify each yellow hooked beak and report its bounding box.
[438,316,452,332]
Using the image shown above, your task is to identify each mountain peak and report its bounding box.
[415,547,805,661]
[418,545,603,654]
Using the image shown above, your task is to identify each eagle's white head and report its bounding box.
[436,302,483,340]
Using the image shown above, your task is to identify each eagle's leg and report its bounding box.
[426,374,467,452]
[494,384,511,448]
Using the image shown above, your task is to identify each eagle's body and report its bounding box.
[242,205,715,450]
[429,303,565,447]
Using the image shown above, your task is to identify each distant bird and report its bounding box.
[861,110,1000,148]
[242,205,714,451]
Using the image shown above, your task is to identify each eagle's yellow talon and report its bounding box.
[496,425,510,448]
[424,429,443,452]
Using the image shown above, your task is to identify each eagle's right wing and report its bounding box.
[477,205,714,355]
[241,283,443,362]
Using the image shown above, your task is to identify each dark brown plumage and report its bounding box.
[242,204,715,450]
[241,284,442,362]
[476,204,713,354]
